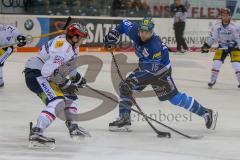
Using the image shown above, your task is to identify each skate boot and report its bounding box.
[65,120,91,140]
[208,80,216,89]
[28,122,55,149]
[203,109,218,130]
[109,117,132,132]
[238,84,240,88]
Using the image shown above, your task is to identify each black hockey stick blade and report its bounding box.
[157,131,171,138]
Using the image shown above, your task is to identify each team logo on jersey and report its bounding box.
[53,55,64,65]
[142,48,149,57]
[143,20,149,25]
[55,40,65,48]
[6,36,11,41]
[152,52,161,59]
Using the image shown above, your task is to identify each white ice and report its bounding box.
[0,52,239,160]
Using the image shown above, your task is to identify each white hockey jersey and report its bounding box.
[25,35,79,78]
[0,24,20,46]
[206,21,240,49]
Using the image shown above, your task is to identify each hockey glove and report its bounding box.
[104,29,120,50]
[227,41,238,51]
[201,42,210,53]
[70,72,86,88]
[17,35,27,47]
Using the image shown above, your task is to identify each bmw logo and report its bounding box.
[24,19,34,30]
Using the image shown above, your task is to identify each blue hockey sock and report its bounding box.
[119,98,132,118]
[169,92,206,116]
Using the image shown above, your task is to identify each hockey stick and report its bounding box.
[0,31,63,49]
[0,16,72,49]
[85,84,203,139]
[109,50,171,138]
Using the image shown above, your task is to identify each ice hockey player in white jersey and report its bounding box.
[0,24,26,87]
[24,23,90,148]
[201,8,240,89]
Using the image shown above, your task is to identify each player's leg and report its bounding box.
[0,63,3,87]
[230,50,240,88]
[179,22,188,51]
[109,68,148,132]
[0,47,14,87]
[64,97,91,138]
[174,23,182,52]
[24,68,65,146]
[208,49,228,88]
[152,68,218,130]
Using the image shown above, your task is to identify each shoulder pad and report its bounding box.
[49,36,71,53]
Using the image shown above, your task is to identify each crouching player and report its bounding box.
[24,23,90,147]
[104,17,218,132]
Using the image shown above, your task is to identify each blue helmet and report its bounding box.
[139,17,155,32]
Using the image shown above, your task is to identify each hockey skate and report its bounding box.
[203,109,218,130]
[28,122,55,149]
[109,117,132,132]
[208,80,216,89]
[65,120,91,141]
[238,84,240,88]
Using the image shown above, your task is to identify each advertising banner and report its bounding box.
[148,0,226,19]
[1,15,239,52]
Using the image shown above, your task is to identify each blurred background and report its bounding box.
[0,0,239,19]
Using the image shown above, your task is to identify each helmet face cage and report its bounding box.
[66,23,89,39]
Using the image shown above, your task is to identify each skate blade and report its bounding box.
[70,131,91,142]
[210,111,218,130]
[109,125,132,132]
[70,135,85,142]
[28,141,55,150]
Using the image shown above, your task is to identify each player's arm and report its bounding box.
[41,53,65,78]
[104,19,135,49]
[160,45,170,66]
[41,54,86,91]
[201,24,219,53]
[232,27,240,50]
[6,25,26,47]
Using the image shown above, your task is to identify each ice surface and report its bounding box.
[0,52,239,160]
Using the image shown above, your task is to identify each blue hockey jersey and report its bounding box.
[115,19,171,74]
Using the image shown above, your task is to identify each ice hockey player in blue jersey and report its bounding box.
[104,17,218,132]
